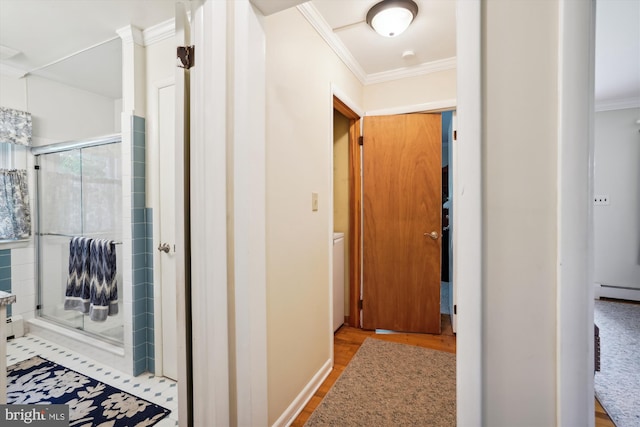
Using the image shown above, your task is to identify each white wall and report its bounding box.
[265,7,363,424]
[145,37,175,211]
[482,1,559,425]
[1,73,119,146]
[0,74,28,111]
[594,107,640,292]
[363,70,456,112]
[114,99,123,133]
[8,239,36,321]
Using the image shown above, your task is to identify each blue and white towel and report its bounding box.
[88,239,118,321]
[64,237,92,313]
[64,237,118,321]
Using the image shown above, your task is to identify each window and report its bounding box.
[0,146,31,241]
[0,106,32,241]
[0,141,14,169]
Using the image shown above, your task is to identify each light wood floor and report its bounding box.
[596,398,615,427]
[292,316,615,427]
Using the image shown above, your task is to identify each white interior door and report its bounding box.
[159,84,178,380]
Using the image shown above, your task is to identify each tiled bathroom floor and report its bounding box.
[6,334,179,427]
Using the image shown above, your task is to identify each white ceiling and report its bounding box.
[0,0,177,98]
[0,0,637,107]
[310,0,456,79]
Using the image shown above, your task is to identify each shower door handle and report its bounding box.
[157,243,171,253]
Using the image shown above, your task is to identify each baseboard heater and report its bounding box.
[599,284,640,301]
[6,315,25,340]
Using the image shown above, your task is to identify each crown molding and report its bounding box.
[297,3,456,86]
[143,18,175,46]
[297,3,367,84]
[117,25,144,46]
[141,11,191,47]
[595,96,640,112]
[365,57,457,85]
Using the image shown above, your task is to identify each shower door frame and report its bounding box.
[33,133,124,346]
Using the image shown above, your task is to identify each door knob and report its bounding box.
[424,231,439,240]
[157,242,171,253]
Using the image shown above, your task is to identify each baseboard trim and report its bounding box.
[271,358,332,427]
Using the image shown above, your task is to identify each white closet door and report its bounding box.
[159,84,177,381]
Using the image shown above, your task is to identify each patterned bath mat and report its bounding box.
[7,356,170,427]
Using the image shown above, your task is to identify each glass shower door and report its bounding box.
[37,142,123,344]
[78,143,123,341]
[38,148,84,330]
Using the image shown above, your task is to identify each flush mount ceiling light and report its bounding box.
[366,0,419,38]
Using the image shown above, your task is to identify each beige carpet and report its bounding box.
[304,337,456,426]
[595,300,640,427]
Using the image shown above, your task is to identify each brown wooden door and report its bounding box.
[362,113,442,333]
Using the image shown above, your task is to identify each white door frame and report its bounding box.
[227,0,269,425]
[189,0,268,425]
[455,2,482,423]
[189,1,231,425]
[556,1,596,425]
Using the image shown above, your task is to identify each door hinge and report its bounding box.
[358,299,363,310]
[34,165,40,170]
[177,46,195,69]
[453,130,457,141]
[36,304,42,310]
[358,136,364,146]
[453,304,457,315]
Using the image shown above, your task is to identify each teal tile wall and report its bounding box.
[130,115,154,376]
[0,249,11,317]
[145,207,154,374]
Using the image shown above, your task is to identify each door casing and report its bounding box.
[333,95,362,328]
[344,101,456,331]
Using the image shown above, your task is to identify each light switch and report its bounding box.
[312,192,319,211]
